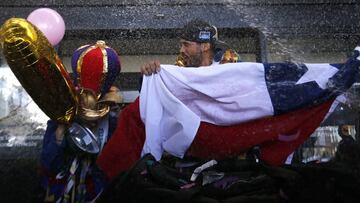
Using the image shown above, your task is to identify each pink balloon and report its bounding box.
[27,8,65,46]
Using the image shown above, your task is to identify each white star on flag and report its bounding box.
[296,63,339,89]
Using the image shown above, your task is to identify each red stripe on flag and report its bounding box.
[188,99,334,165]
[97,98,334,179]
[97,98,145,179]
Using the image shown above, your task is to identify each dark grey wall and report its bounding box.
[2,1,359,57]
[1,1,359,32]
[1,1,360,57]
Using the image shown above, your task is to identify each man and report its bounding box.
[141,19,240,75]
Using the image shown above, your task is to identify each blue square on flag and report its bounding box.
[199,31,211,40]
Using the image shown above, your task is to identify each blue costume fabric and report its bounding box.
[40,113,118,202]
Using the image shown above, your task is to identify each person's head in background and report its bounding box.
[177,19,239,67]
[178,19,219,67]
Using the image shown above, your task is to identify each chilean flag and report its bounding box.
[97,54,360,179]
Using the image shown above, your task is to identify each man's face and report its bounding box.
[179,39,202,67]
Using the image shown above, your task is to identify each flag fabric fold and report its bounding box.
[97,55,360,179]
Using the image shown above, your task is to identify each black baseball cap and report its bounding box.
[179,19,218,43]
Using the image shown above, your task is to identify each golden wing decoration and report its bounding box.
[0,18,78,124]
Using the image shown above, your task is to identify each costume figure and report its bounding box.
[40,41,122,202]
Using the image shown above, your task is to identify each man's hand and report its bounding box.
[140,60,161,75]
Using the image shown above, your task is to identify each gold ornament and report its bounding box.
[78,88,110,121]
[220,49,240,64]
[175,53,187,67]
[98,86,124,104]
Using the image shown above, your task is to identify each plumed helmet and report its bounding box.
[71,40,121,98]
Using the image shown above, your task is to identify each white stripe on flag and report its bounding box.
[159,63,274,125]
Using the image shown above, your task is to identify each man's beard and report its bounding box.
[185,52,202,67]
